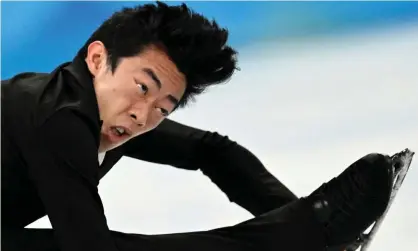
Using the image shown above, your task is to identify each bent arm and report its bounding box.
[21,110,119,251]
[123,119,297,216]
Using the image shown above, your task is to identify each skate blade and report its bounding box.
[346,148,414,251]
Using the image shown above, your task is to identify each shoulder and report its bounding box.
[35,109,101,160]
[3,62,101,139]
[23,109,102,186]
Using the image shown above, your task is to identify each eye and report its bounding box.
[156,107,169,117]
[136,82,148,94]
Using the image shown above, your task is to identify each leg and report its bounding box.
[2,153,393,251]
[1,197,326,251]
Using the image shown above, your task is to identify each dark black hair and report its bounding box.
[77,1,238,108]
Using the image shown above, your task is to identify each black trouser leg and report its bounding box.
[2,197,326,251]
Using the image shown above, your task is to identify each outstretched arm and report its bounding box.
[123,119,298,216]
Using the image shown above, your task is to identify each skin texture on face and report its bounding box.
[85,41,186,153]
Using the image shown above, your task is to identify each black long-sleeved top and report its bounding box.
[1,56,297,251]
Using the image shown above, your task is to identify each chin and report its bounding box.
[99,141,116,153]
[99,139,130,153]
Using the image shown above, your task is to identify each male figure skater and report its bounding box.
[2,2,394,251]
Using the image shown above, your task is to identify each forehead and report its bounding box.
[117,46,186,94]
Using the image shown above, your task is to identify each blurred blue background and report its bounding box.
[2,2,418,251]
[2,1,418,78]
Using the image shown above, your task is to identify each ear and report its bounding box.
[85,41,108,77]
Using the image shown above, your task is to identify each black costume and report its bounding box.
[1,57,393,251]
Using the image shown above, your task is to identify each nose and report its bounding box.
[129,110,148,128]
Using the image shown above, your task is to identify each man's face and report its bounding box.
[85,42,186,152]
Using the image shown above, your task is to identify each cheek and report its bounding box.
[95,75,118,101]
[109,82,138,110]
[148,115,165,130]
[95,67,113,85]
[111,95,136,117]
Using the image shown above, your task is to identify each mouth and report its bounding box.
[109,126,132,138]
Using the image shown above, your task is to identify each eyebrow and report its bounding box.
[143,68,161,89]
[167,95,179,106]
[142,68,179,106]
